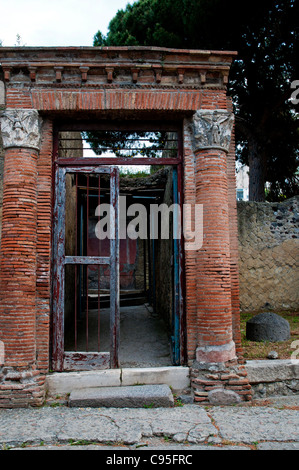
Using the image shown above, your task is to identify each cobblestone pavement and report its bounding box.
[0,396,298,452]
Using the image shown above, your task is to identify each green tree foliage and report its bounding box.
[82,130,174,159]
[94,0,299,201]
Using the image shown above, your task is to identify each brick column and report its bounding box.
[193,109,235,362]
[0,109,43,407]
[190,110,252,404]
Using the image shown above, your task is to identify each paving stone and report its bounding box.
[1,400,299,450]
[257,442,299,450]
[209,406,299,444]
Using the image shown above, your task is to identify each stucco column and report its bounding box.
[0,109,42,369]
[192,109,236,363]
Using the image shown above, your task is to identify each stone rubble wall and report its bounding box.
[246,360,299,398]
[237,197,299,312]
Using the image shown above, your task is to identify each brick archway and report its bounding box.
[0,47,251,407]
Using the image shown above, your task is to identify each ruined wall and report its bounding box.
[238,196,299,312]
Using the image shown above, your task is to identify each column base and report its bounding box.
[190,358,253,405]
[0,365,46,408]
[196,341,237,363]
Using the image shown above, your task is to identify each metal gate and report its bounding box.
[52,164,119,371]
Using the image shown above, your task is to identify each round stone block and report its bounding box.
[246,312,290,342]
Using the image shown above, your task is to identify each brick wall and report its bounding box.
[0,80,4,238]
[0,133,3,238]
[238,197,299,312]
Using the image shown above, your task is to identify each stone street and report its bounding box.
[0,396,298,451]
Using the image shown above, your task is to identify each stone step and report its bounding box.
[68,384,174,408]
[46,367,190,398]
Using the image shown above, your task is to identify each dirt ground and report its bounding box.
[240,310,299,360]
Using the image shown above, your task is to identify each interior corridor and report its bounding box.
[65,303,173,368]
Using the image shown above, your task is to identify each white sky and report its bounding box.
[0,0,135,47]
[0,0,149,172]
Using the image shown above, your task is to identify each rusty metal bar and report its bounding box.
[86,174,90,352]
[147,212,152,305]
[98,174,101,352]
[110,167,120,369]
[151,210,156,313]
[79,201,84,322]
[65,256,110,265]
[58,157,180,167]
[59,137,179,142]
[75,261,77,354]
[59,147,178,152]
[143,238,146,295]
[75,173,78,352]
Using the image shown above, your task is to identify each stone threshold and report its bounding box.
[246,359,299,398]
[45,360,299,401]
[46,366,190,398]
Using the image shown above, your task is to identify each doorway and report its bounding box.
[51,123,185,371]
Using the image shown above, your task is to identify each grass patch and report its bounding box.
[240,310,299,360]
[68,439,97,446]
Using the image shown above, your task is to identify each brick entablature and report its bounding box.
[0,47,252,407]
[0,46,233,88]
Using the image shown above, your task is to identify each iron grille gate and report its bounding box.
[52,165,119,371]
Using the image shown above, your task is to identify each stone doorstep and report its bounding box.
[246,359,299,384]
[45,366,190,398]
[68,384,174,408]
[45,361,299,401]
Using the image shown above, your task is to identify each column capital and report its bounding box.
[192,109,234,154]
[0,109,42,151]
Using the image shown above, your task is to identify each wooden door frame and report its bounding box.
[51,164,119,371]
[51,120,186,370]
